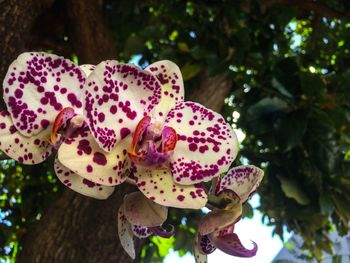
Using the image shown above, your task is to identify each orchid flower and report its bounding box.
[194,165,264,263]
[0,52,114,199]
[118,192,174,259]
[57,59,239,209]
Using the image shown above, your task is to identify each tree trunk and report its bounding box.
[1,1,233,262]
[17,185,136,263]
[0,0,54,109]
[186,70,232,112]
[66,0,117,64]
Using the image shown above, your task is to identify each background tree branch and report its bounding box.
[0,0,55,109]
[260,0,350,19]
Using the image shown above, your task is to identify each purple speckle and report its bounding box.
[93,152,107,165]
[120,127,130,139]
[86,165,93,173]
[40,119,50,128]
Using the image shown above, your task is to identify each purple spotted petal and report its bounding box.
[123,191,168,227]
[209,232,258,258]
[84,61,162,152]
[134,166,208,209]
[149,224,175,238]
[3,52,85,136]
[194,233,208,263]
[54,156,114,199]
[199,235,216,254]
[145,60,184,122]
[215,165,264,203]
[79,64,95,77]
[165,102,239,185]
[131,225,153,238]
[0,111,53,164]
[118,204,135,259]
[58,125,131,186]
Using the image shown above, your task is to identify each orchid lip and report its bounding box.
[49,108,84,149]
[129,115,177,168]
[149,224,175,238]
[208,231,258,258]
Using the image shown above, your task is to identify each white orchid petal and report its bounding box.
[216,165,264,203]
[145,60,184,122]
[3,52,85,136]
[0,111,53,164]
[58,125,131,186]
[118,204,135,259]
[165,102,239,185]
[123,191,168,227]
[84,61,161,152]
[134,166,208,209]
[79,64,95,77]
[54,156,114,199]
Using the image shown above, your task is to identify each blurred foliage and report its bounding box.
[2,0,350,262]
[0,155,61,262]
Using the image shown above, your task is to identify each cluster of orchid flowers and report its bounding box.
[0,52,264,262]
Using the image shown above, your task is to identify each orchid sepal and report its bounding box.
[215,165,264,204]
[123,191,168,227]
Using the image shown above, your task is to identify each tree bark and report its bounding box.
[65,0,117,64]
[0,0,54,109]
[186,70,232,112]
[17,185,136,263]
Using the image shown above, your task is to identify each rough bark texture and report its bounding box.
[17,186,135,263]
[186,70,233,112]
[0,0,54,109]
[66,0,117,64]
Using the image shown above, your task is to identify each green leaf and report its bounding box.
[278,110,308,151]
[300,72,327,98]
[247,97,290,119]
[191,46,206,60]
[124,35,145,57]
[274,58,300,94]
[332,255,342,263]
[181,63,202,80]
[271,77,293,98]
[279,177,310,205]
[150,236,175,257]
[242,202,254,219]
[177,42,190,53]
[332,193,350,220]
[319,193,334,216]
